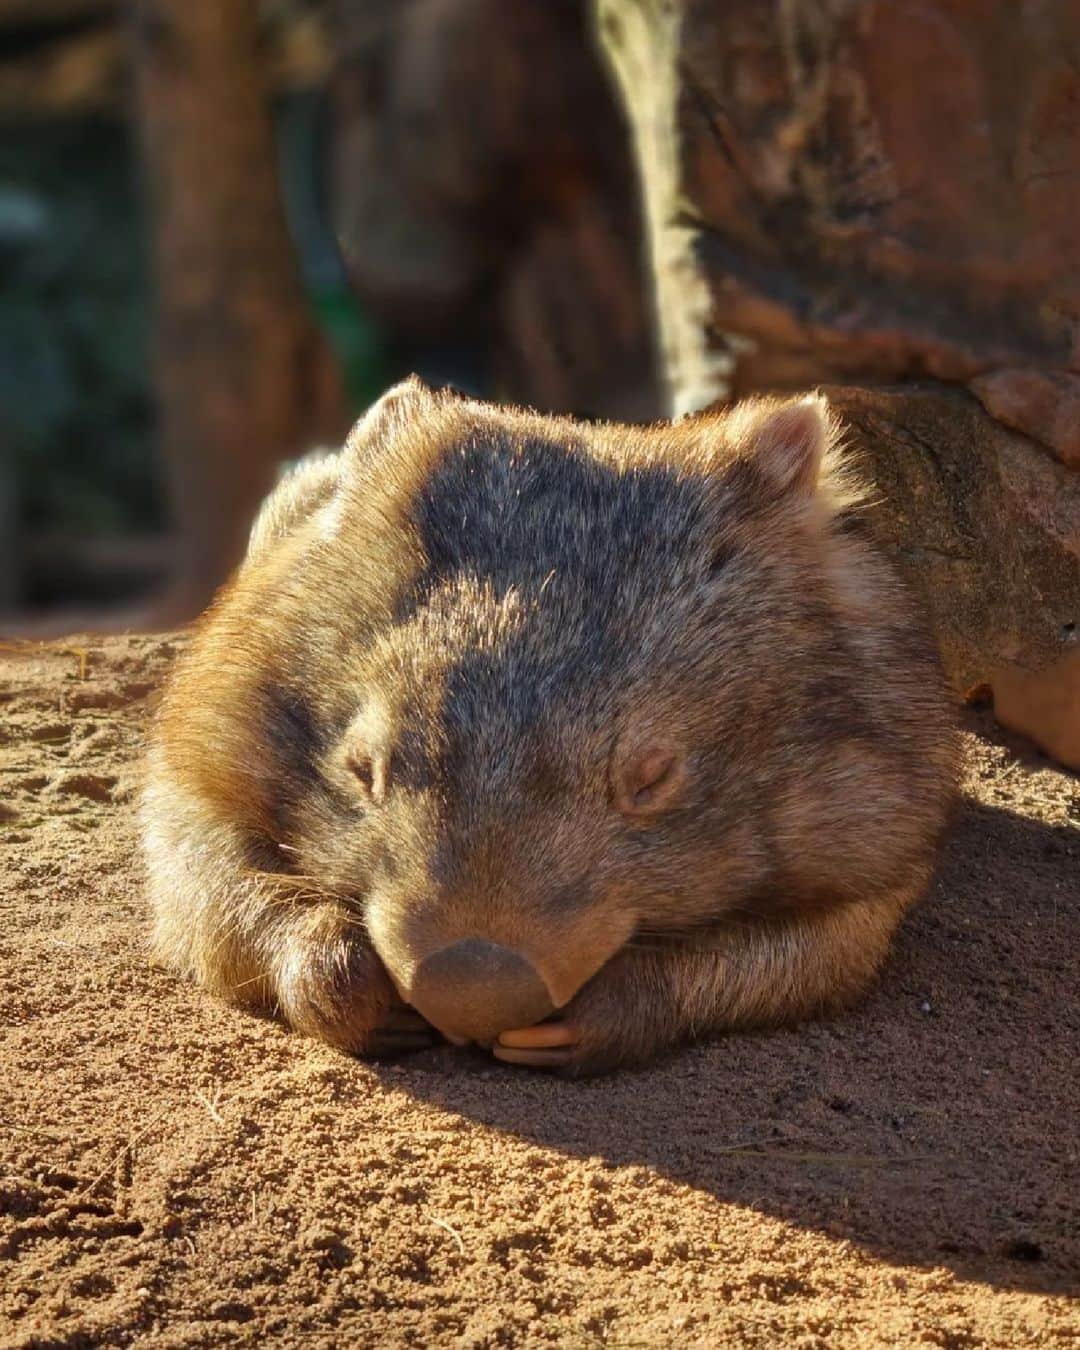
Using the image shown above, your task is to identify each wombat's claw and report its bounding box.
[492,1021,578,1069]
[366,1004,440,1058]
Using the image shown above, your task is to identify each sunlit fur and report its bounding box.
[141,377,957,1074]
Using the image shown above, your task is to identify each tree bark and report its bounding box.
[598,0,1080,766]
[130,0,346,621]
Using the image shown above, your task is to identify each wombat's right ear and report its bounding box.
[344,375,435,456]
[737,394,832,498]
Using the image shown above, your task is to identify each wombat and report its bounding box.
[142,377,957,1075]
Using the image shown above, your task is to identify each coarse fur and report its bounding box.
[142,377,957,1075]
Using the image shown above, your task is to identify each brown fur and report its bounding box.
[141,377,957,1074]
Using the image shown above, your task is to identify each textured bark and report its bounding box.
[131,0,346,620]
[331,0,659,421]
[825,384,1079,726]
[599,0,1080,765]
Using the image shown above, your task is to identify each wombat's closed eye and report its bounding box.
[142,378,957,1075]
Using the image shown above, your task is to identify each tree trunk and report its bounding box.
[598,0,1080,766]
[130,0,346,621]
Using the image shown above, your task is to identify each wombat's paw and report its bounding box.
[492,1010,635,1078]
[365,1002,442,1059]
[492,1019,584,1072]
[276,925,436,1058]
[491,950,666,1076]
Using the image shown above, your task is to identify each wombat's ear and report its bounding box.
[344,375,435,456]
[739,394,831,498]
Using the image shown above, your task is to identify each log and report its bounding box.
[598,0,1080,765]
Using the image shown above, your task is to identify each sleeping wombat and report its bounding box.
[142,378,956,1074]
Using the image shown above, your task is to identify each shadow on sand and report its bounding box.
[380,794,1079,1296]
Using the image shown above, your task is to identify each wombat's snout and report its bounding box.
[409,939,555,1045]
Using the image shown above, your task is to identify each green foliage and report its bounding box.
[0,105,391,548]
[0,117,160,536]
[311,284,388,411]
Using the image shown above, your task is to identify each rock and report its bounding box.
[990,650,1080,771]
[969,371,1080,472]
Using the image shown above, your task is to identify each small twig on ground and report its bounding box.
[76,1106,172,1200]
[194,1085,226,1125]
[428,1212,466,1254]
[60,646,91,680]
[716,1145,932,1169]
[0,1118,65,1143]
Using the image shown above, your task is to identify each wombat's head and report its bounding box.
[297,380,866,1045]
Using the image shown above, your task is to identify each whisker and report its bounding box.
[228,971,272,993]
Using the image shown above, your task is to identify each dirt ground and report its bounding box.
[1,634,1077,1348]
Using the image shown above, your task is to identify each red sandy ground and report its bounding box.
[1,635,1077,1347]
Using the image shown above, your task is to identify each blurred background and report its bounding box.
[0,0,1077,765]
[0,0,658,627]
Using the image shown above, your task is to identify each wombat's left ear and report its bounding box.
[743,394,831,497]
[346,374,434,450]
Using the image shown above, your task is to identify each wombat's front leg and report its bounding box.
[144,787,436,1057]
[173,881,434,1057]
[494,889,916,1075]
[492,943,703,1075]
[267,901,436,1057]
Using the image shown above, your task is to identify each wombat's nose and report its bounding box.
[409,939,554,1045]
